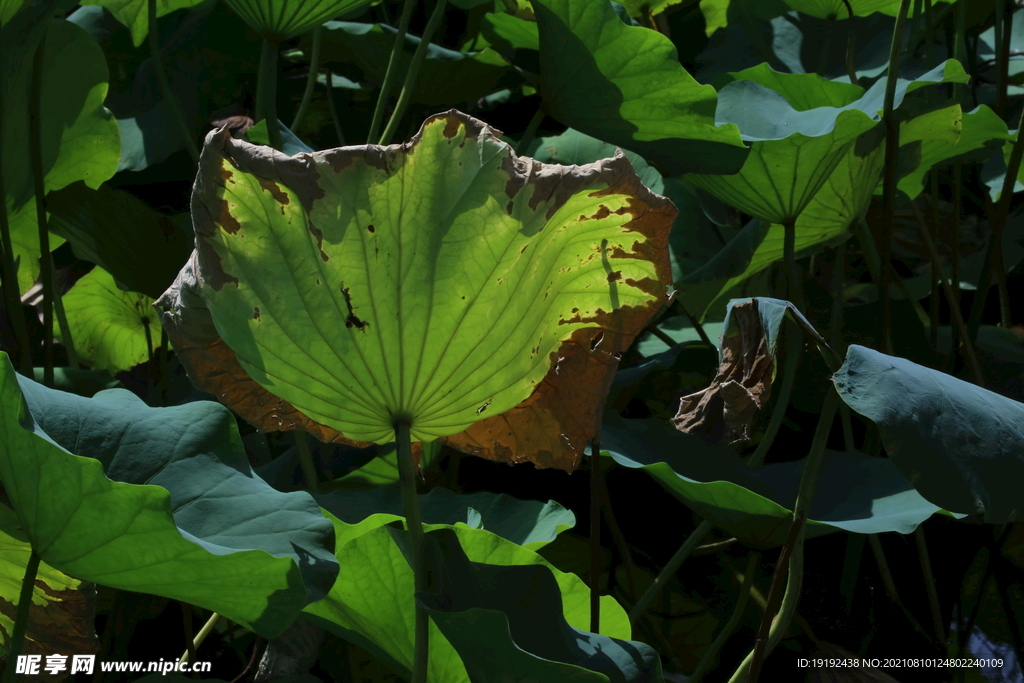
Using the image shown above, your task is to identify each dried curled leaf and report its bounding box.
[156,109,675,471]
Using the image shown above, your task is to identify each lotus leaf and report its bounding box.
[156,109,674,471]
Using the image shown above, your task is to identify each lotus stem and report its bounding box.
[2,551,40,683]
[179,612,220,663]
[672,299,715,348]
[908,201,985,386]
[291,26,322,133]
[515,105,544,155]
[324,69,346,146]
[732,389,839,683]
[181,602,197,666]
[395,421,428,683]
[368,0,417,144]
[379,0,449,146]
[0,45,32,375]
[50,257,79,369]
[147,0,199,164]
[589,439,603,633]
[879,0,912,357]
[747,324,802,469]
[869,533,932,642]
[294,431,319,494]
[915,526,946,644]
[841,0,860,86]
[628,519,712,624]
[689,551,760,683]
[256,39,283,151]
[29,30,54,387]
[781,220,804,311]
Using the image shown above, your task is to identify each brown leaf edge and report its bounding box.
[155,109,676,472]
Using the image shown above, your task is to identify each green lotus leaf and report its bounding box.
[61,266,164,374]
[222,0,377,41]
[784,0,955,20]
[316,486,575,551]
[833,345,1024,523]
[601,410,954,548]
[888,104,1010,200]
[0,505,98,659]
[480,11,539,51]
[79,0,205,46]
[533,0,748,176]
[47,182,195,300]
[155,110,674,471]
[0,352,338,638]
[30,367,121,396]
[1,18,119,294]
[688,61,968,224]
[687,67,881,224]
[411,527,663,683]
[301,517,632,683]
[699,0,954,36]
[307,22,521,107]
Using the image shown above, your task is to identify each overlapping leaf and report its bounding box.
[156,110,674,471]
[1,18,120,294]
[834,345,1024,522]
[533,0,748,176]
[61,266,164,374]
[302,518,633,683]
[0,352,338,638]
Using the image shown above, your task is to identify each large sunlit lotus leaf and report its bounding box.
[410,528,663,683]
[156,110,674,471]
[62,266,164,374]
[0,506,98,660]
[784,0,955,20]
[1,18,119,293]
[834,345,1024,523]
[0,352,338,638]
[301,518,632,683]
[532,0,748,176]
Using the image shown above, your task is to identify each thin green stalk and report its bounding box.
[747,325,802,469]
[995,0,1007,117]
[256,39,283,151]
[870,533,932,642]
[294,431,319,494]
[181,603,197,667]
[159,328,169,406]
[829,240,855,452]
[367,0,418,144]
[179,612,220,663]
[380,0,449,146]
[880,0,913,356]
[673,299,715,348]
[324,69,346,145]
[50,258,78,369]
[600,479,638,604]
[29,30,54,387]
[915,526,946,644]
[839,533,865,618]
[0,40,32,375]
[395,421,428,683]
[689,551,760,683]
[291,26,323,132]
[148,0,199,164]
[589,439,603,633]
[731,389,839,683]
[2,551,41,683]
[781,220,804,311]
[952,0,966,106]
[515,104,544,155]
[627,520,712,624]
[908,201,984,385]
